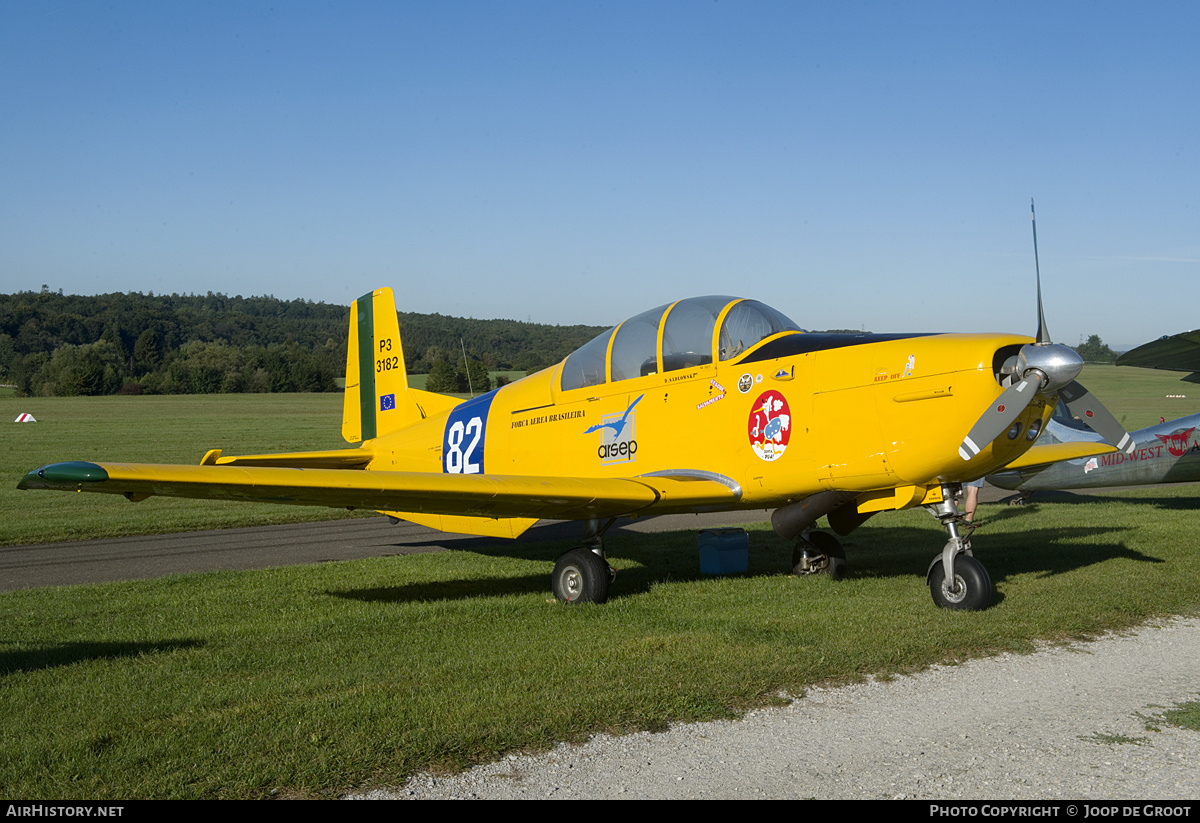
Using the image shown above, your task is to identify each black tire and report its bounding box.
[792,532,847,580]
[928,554,994,611]
[552,548,611,604]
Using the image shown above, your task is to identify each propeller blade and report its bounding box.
[1059,380,1135,454]
[959,377,1038,461]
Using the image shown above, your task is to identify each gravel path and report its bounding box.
[354,617,1200,800]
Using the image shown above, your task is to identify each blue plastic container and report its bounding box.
[698,529,749,575]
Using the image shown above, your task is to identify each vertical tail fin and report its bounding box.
[343,288,410,442]
[342,287,462,443]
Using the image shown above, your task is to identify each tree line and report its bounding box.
[1072,334,1118,363]
[0,288,605,396]
[0,288,1129,396]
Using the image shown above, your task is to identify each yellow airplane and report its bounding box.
[19,286,1132,610]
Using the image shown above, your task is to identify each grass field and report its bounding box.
[2,365,1200,797]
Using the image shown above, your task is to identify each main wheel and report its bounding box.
[552,548,612,604]
[792,532,847,580]
[928,554,994,611]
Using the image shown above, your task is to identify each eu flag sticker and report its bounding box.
[380,393,396,412]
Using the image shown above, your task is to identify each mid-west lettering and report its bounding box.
[1101,445,1164,466]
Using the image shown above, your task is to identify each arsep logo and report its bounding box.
[585,395,642,465]
[599,438,638,461]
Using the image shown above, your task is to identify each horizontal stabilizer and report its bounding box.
[201,448,373,469]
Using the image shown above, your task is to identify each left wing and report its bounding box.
[1116,329,1200,381]
[18,461,740,523]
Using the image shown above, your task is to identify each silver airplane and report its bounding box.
[991,328,1200,499]
[988,404,1200,500]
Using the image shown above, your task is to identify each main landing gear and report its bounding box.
[924,483,994,610]
[551,518,617,604]
[792,531,847,580]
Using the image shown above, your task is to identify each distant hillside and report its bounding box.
[0,289,606,396]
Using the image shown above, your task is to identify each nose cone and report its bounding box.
[1017,343,1083,392]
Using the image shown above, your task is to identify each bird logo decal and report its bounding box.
[586,395,643,464]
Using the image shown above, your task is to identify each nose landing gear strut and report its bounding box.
[924,483,994,610]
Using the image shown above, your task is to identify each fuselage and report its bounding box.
[368,297,1047,514]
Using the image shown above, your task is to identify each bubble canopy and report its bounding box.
[559,296,803,391]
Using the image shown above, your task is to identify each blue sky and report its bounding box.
[3,1,1197,350]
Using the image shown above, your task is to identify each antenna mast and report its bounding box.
[1032,198,1051,345]
[460,338,474,396]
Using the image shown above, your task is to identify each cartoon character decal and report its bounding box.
[748,390,791,462]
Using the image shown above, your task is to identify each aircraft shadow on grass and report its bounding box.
[331,522,1153,606]
[0,638,204,676]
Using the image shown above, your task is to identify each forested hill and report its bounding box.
[0,290,606,396]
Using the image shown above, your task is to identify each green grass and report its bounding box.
[1159,700,1200,733]
[2,485,1200,798]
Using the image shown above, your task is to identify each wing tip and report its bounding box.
[18,461,110,490]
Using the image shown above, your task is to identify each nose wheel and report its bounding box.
[928,552,993,610]
[925,483,995,611]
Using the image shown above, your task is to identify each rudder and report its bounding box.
[342,288,411,442]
